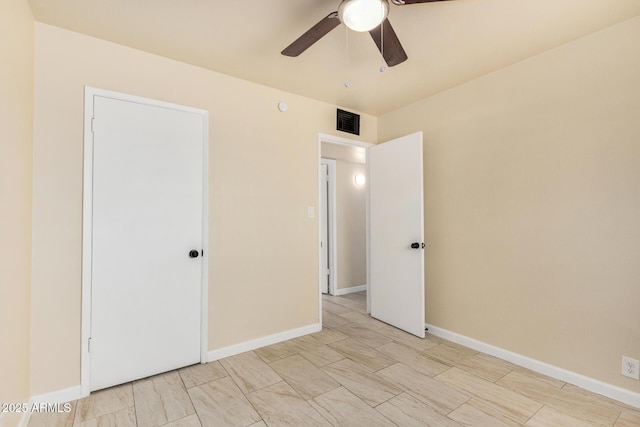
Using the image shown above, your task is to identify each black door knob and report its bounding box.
[410,242,420,249]
[189,250,200,258]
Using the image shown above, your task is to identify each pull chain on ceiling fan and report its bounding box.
[281,0,452,67]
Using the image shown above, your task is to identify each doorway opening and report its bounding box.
[317,134,373,321]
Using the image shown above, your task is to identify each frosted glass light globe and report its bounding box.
[338,0,389,32]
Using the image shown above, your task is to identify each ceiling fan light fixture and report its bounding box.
[338,0,389,32]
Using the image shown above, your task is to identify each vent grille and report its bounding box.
[336,109,360,135]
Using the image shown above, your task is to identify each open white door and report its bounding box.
[369,132,425,338]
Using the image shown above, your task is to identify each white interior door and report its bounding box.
[369,132,425,338]
[89,93,205,391]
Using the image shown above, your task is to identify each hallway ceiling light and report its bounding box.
[354,173,366,186]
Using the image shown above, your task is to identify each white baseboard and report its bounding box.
[2,385,83,427]
[28,385,83,406]
[208,323,322,362]
[334,285,366,296]
[425,323,640,409]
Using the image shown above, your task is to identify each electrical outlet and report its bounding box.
[622,356,639,380]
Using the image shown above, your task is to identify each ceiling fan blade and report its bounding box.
[391,0,451,4]
[281,12,341,57]
[369,19,407,67]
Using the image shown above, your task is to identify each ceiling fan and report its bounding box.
[281,0,451,67]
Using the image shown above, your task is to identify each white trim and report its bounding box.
[334,284,367,296]
[16,385,84,426]
[208,323,322,361]
[425,323,640,409]
[29,386,83,405]
[200,106,210,364]
[81,86,209,394]
[81,87,95,397]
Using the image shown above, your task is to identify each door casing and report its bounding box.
[81,87,209,396]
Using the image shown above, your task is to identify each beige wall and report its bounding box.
[0,0,34,425]
[0,0,34,426]
[30,23,376,395]
[335,160,367,290]
[379,16,640,393]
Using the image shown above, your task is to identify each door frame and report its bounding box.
[81,87,209,396]
[320,158,337,296]
[317,133,373,322]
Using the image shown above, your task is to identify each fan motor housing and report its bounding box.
[336,109,360,135]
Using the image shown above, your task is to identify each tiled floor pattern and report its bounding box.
[29,292,640,426]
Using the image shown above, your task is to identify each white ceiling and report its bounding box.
[28,0,640,116]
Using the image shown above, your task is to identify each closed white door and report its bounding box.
[369,132,425,338]
[89,94,205,391]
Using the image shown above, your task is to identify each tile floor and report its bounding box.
[29,292,640,426]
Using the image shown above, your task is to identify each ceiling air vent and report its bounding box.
[337,109,360,136]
